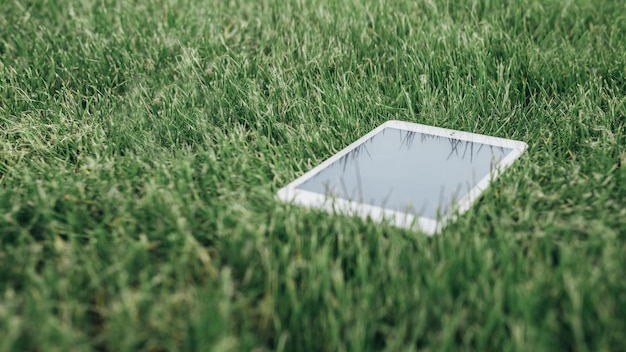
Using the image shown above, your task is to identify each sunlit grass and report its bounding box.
[0,0,625,350]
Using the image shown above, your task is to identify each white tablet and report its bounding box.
[277,120,527,235]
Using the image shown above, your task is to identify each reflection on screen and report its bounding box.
[296,128,513,219]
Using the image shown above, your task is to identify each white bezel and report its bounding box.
[277,120,528,235]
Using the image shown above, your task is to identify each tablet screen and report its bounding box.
[296,127,513,219]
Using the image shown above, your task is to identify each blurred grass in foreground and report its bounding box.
[0,0,625,350]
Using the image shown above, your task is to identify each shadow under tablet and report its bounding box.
[295,127,513,220]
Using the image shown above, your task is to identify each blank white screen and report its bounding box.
[296,127,513,219]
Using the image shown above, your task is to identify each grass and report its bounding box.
[0,0,625,350]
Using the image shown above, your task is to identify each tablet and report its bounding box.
[277,120,527,235]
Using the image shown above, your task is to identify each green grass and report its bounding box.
[0,0,625,350]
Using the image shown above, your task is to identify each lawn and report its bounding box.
[0,0,625,350]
